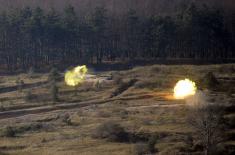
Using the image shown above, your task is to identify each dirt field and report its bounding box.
[0,64,235,155]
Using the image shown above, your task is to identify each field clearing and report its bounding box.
[0,64,235,155]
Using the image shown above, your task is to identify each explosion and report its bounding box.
[174,79,197,99]
[65,65,88,86]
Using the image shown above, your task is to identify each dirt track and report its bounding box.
[0,92,172,120]
[0,81,48,94]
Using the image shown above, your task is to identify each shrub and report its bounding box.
[28,67,36,78]
[96,110,111,118]
[119,110,128,119]
[61,113,72,125]
[134,78,169,89]
[147,134,158,153]
[48,67,60,82]
[191,141,204,152]
[110,79,137,97]
[1,126,16,137]
[48,68,60,103]
[226,87,234,97]
[128,132,150,143]
[15,77,20,85]
[24,90,35,102]
[16,78,24,92]
[113,76,122,85]
[0,104,5,112]
[226,115,235,128]
[93,122,128,142]
[218,65,235,74]
[41,138,47,143]
[212,144,228,155]
[15,123,43,134]
[93,80,101,90]
[201,72,219,89]
[132,143,149,155]
[1,123,43,137]
[184,134,193,148]
[50,83,59,102]
[150,66,161,73]
[111,72,122,84]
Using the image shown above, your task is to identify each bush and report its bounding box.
[111,72,123,84]
[93,80,101,90]
[226,87,234,97]
[17,123,43,133]
[92,122,128,142]
[61,113,72,125]
[134,80,164,89]
[114,77,123,85]
[132,143,149,155]
[1,123,43,137]
[16,78,24,92]
[212,144,228,155]
[128,132,150,143]
[201,72,219,89]
[24,90,35,102]
[1,126,16,137]
[0,104,5,112]
[191,141,204,152]
[28,67,36,78]
[50,83,59,102]
[48,68,60,82]
[184,134,193,148]
[110,79,137,97]
[147,134,158,153]
[226,115,235,128]
[218,65,235,74]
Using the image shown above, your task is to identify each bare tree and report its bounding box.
[187,103,225,155]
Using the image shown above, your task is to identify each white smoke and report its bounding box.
[185,90,211,107]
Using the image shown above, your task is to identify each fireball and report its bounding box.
[65,65,88,86]
[174,79,197,99]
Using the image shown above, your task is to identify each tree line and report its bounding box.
[0,3,234,71]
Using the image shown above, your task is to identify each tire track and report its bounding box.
[0,93,156,120]
[0,81,48,94]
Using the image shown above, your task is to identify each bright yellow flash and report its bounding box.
[65,65,88,86]
[174,79,197,99]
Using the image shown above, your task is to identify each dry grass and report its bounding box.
[0,64,234,155]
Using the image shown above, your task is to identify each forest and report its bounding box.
[0,2,235,71]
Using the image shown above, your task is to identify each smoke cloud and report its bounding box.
[186,90,210,107]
